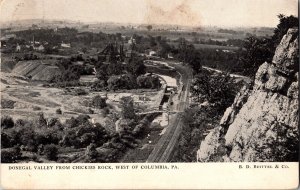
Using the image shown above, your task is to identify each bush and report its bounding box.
[76,114,90,124]
[191,69,236,113]
[101,107,110,117]
[1,146,22,163]
[1,115,14,129]
[1,132,12,148]
[1,99,16,109]
[65,117,78,128]
[34,112,47,128]
[33,106,42,111]
[137,75,161,89]
[43,144,58,161]
[85,143,98,162]
[107,74,136,90]
[18,127,37,151]
[88,108,94,114]
[56,108,62,114]
[74,88,88,96]
[92,95,107,109]
[120,96,136,120]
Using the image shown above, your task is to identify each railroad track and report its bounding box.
[146,113,182,162]
[146,61,192,163]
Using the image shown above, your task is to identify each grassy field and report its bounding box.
[168,41,240,51]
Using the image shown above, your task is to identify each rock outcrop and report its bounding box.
[197,28,299,162]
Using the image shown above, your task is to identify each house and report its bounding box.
[149,50,157,56]
[16,44,21,52]
[33,45,45,52]
[167,53,174,59]
[61,42,71,48]
[128,37,136,45]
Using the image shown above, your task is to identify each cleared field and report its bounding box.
[12,60,61,81]
[1,71,163,129]
[169,41,240,50]
[193,43,240,50]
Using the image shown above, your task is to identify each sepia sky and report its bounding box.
[0,0,298,27]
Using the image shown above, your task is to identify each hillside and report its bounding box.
[197,28,299,162]
[12,60,61,81]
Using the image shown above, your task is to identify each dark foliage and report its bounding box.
[1,116,14,129]
[119,96,136,120]
[43,144,58,161]
[91,95,107,109]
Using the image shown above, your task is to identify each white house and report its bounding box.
[33,45,45,51]
[61,42,71,48]
[149,50,157,56]
[16,44,21,52]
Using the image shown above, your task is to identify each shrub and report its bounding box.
[1,132,12,148]
[56,108,62,114]
[33,106,42,111]
[91,95,107,109]
[74,88,88,96]
[18,127,37,151]
[191,69,236,113]
[77,114,90,124]
[137,75,161,89]
[107,74,136,90]
[14,119,27,127]
[1,99,16,109]
[34,112,47,128]
[1,146,22,163]
[43,144,58,161]
[120,96,136,119]
[65,117,78,128]
[88,108,94,114]
[85,143,98,162]
[1,115,14,129]
[101,107,110,117]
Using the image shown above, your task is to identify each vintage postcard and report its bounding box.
[0,0,298,189]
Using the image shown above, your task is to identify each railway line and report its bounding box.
[147,61,192,162]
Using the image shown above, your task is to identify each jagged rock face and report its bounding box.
[197,28,299,162]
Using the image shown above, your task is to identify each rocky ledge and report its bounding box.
[197,28,299,162]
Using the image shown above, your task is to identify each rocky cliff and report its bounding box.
[197,28,299,162]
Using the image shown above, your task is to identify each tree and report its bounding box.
[34,112,47,127]
[1,146,22,163]
[1,132,12,148]
[107,74,136,90]
[241,36,273,77]
[191,69,236,113]
[1,116,14,129]
[43,144,58,161]
[137,75,161,89]
[56,108,62,114]
[91,95,107,109]
[85,143,98,162]
[95,64,109,81]
[272,14,298,47]
[120,96,136,119]
[19,127,37,151]
[240,14,298,77]
[146,25,153,31]
[126,58,146,76]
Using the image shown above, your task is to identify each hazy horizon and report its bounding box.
[0,0,298,28]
